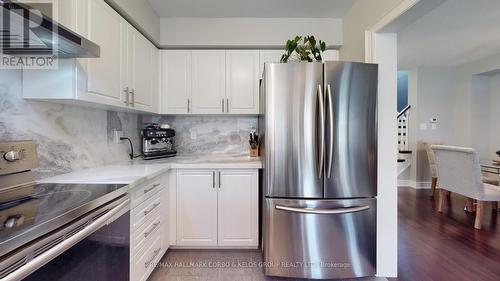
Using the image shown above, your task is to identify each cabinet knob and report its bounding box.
[4,150,21,162]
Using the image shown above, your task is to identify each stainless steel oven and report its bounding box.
[0,141,131,281]
[1,196,130,281]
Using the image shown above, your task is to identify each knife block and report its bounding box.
[249,145,259,157]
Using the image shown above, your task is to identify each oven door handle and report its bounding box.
[3,198,130,281]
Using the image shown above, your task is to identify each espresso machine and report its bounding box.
[141,123,177,160]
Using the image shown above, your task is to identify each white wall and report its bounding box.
[489,74,500,157]
[405,53,500,185]
[106,0,161,43]
[159,18,342,47]
[341,0,403,61]
[405,67,459,184]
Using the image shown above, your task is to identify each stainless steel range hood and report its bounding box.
[0,1,100,58]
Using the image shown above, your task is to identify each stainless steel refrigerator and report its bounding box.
[259,61,378,279]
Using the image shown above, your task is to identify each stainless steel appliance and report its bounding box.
[142,123,177,160]
[0,1,100,58]
[260,61,378,279]
[0,141,130,280]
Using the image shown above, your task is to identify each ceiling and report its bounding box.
[146,0,355,18]
[398,0,500,69]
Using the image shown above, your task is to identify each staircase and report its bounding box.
[397,105,412,175]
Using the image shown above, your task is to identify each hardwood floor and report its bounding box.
[393,187,500,281]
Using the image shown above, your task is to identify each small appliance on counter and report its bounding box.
[141,123,177,160]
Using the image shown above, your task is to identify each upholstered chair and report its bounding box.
[431,145,500,229]
[423,141,439,197]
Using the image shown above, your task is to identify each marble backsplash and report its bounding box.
[144,115,258,155]
[1,69,259,179]
[0,69,141,179]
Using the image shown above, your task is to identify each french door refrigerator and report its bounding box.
[259,61,378,279]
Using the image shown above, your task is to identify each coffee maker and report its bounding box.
[141,123,177,160]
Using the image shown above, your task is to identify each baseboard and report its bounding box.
[398,180,431,189]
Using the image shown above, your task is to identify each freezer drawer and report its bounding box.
[263,198,376,279]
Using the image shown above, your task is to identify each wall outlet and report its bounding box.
[190,131,197,139]
[113,130,124,143]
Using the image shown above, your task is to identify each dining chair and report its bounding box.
[431,145,500,229]
[423,141,440,197]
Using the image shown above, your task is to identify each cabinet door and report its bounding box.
[161,50,192,114]
[259,50,284,78]
[176,170,218,246]
[128,26,156,112]
[192,50,226,114]
[86,0,127,107]
[226,51,260,114]
[217,169,258,247]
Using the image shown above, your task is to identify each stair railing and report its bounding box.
[397,105,411,152]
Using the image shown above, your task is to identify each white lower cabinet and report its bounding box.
[130,174,169,281]
[176,170,218,246]
[176,169,259,248]
[218,169,259,246]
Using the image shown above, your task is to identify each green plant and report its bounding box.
[280,35,327,63]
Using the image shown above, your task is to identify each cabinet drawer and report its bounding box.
[131,178,163,208]
[131,193,162,231]
[132,233,162,281]
[132,213,162,258]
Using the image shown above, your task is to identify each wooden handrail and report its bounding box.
[397,105,411,118]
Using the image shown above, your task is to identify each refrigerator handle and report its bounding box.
[326,84,334,179]
[317,84,325,179]
[275,204,370,214]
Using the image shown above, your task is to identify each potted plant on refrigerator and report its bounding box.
[280,35,327,63]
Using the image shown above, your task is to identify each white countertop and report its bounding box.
[38,154,262,187]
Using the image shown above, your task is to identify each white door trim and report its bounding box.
[364,0,421,278]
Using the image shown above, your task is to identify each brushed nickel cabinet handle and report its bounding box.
[145,248,161,268]
[130,89,135,107]
[222,98,225,112]
[187,98,191,113]
[144,183,161,194]
[144,221,161,238]
[144,202,161,216]
[226,98,229,113]
[123,87,129,105]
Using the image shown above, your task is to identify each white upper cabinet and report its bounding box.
[161,50,263,115]
[127,26,158,112]
[22,0,160,114]
[191,50,226,114]
[161,50,192,114]
[217,169,258,247]
[86,0,128,106]
[259,50,284,79]
[323,50,340,61]
[225,51,260,114]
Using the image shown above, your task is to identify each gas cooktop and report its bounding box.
[0,183,128,257]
